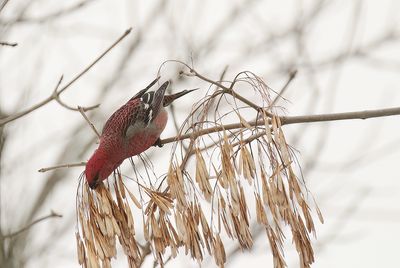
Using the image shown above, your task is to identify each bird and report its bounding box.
[85,77,196,189]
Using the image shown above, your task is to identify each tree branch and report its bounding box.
[160,106,400,144]
[0,28,132,127]
[38,105,400,172]
[280,107,400,124]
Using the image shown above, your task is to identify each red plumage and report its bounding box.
[85,78,196,189]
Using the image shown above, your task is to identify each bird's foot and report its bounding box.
[153,138,163,147]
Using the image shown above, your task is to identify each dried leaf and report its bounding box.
[126,187,142,209]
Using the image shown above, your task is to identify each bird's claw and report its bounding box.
[153,138,163,147]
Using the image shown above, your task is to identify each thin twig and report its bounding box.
[0,28,132,126]
[38,161,87,173]
[77,106,101,139]
[3,211,62,238]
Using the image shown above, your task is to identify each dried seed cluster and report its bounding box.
[76,71,322,268]
[76,175,141,267]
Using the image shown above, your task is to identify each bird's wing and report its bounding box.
[124,101,148,138]
[124,81,169,139]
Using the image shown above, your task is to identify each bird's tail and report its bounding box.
[163,88,198,106]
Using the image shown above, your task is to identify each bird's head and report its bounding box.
[85,149,108,189]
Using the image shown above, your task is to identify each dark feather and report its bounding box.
[123,81,169,138]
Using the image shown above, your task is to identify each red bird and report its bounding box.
[85,78,195,189]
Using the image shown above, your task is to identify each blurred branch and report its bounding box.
[313,136,400,172]
[27,123,94,221]
[0,28,132,127]
[195,0,256,56]
[270,69,297,106]
[3,211,62,239]
[311,29,399,68]
[0,41,17,47]
[0,0,10,13]
[99,0,166,94]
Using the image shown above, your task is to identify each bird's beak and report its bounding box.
[162,87,199,106]
[89,174,100,189]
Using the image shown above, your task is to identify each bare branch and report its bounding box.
[0,28,132,127]
[280,107,400,124]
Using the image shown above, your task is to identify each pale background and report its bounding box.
[0,0,399,267]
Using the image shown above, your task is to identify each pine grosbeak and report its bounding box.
[85,77,195,189]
